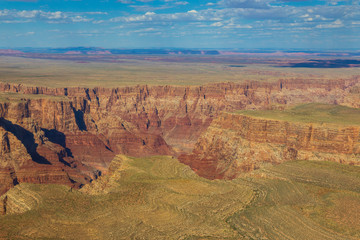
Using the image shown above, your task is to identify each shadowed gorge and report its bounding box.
[72,108,87,131]
[0,118,50,165]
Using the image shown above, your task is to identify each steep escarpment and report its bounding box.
[1,77,359,148]
[179,105,360,179]
[0,77,359,194]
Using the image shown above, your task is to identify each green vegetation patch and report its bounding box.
[234,103,360,126]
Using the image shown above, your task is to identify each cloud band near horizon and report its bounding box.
[0,0,359,49]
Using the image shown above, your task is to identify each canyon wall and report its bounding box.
[0,77,359,195]
[179,113,360,179]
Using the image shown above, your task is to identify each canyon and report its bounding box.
[0,76,360,196]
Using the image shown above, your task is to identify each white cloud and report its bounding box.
[16,31,35,37]
[0,0,359,44]
[218,0,271,9]
[112,9,208,23]
[211,21,223,26]
[174,1,188,5]
[70,16,91,22]
[0,9,93,23]
[17,10,39,18]
[316,19,344,28]
[117,0,134,3]
[0,19,32,23]
[223,24,252,28]
[42,11,63,19]
[133,27,157,32]
[93,20,105,24]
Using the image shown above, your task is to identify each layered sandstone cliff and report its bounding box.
[179,111,360,179]
[1,77,359,149]
[0,77,359,194]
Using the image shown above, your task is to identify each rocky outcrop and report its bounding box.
[0,77,359,194]
[0,184,42,215]
[179,113,360,179]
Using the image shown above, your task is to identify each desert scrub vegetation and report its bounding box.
[0,156,359,239]
[234,103,360,126]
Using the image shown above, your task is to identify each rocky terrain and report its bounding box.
[179,104,360,179]
[0,77,359,195]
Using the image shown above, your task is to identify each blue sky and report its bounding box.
[0,0,359,49]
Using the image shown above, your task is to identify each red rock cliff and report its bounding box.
[0,77,359,194]
[179,113,360,179]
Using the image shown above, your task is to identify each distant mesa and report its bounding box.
[218,50,359,57]
[86,50,111,55]
[282,59,360,68]
[219,50,319,56]
[228,65,245,68]
[1,48,360,58]
[65,50,112,55]
[108,49,220,55]
[0,47,221,55]
[65,51,82,55]
[0,49,24,54]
